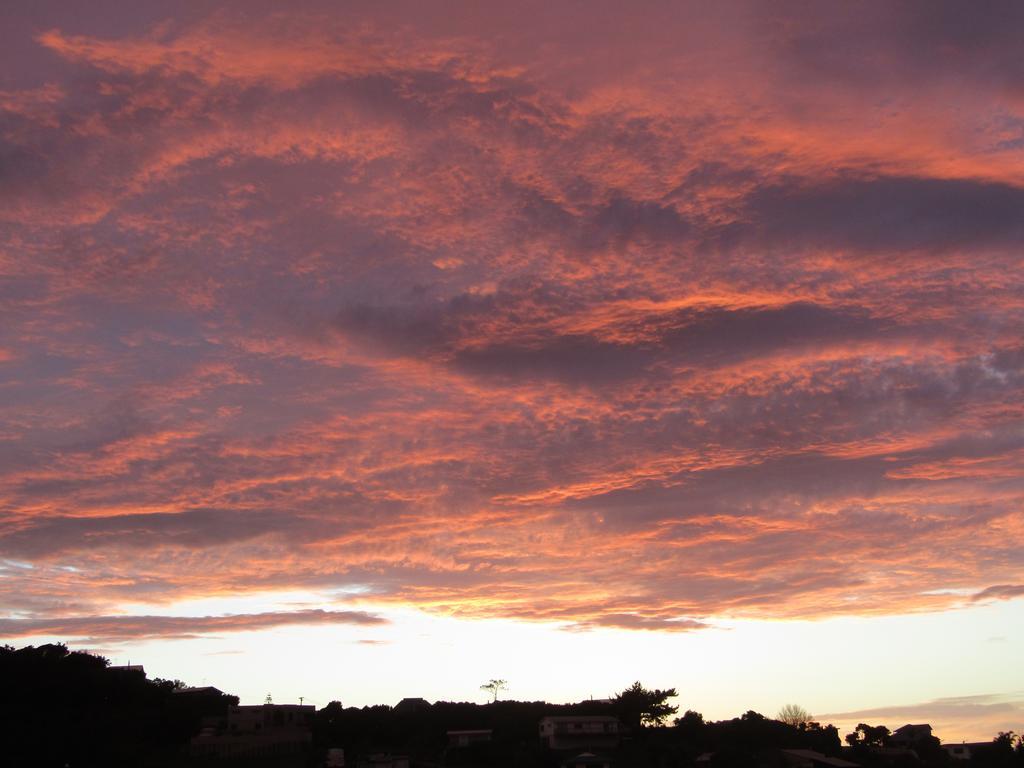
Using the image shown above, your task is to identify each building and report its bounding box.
[889,724,933,749]
[225,703,314,734]
[394,697,432,713]
[189,702,315,760]
[943,742,990,761]
[539,715,621,751]
[174,685,226,696]
[108,664,146,677]
[447,729,493,748]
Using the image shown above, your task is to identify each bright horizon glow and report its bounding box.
[17,597,1024,743]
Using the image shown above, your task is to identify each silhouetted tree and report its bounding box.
[800,721,842,756]
[845,722,890,748]
[672,709,707,756]
[675,709,705,728]
[777,703,811,726]
[972,732,1024,768]
[614,681,679,728]
[1,643,237,767]
[480,678,508,702]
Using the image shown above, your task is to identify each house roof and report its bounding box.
[395,697,432,710]
[541,715,620,723]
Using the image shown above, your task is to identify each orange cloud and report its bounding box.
[1,5,1022,643]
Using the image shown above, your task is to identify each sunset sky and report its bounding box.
[2,0,1023,742]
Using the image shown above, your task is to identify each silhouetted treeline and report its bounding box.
[310,702,843,767]
[316,698,618,767]
[673,710,842,763]
[968,735,1024,768]
[2,644,237,767]
[4,644,1023,768]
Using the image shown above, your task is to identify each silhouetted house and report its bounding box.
[357,752,409,768]
[942,742,990,761]
[539,715,621,751]
[227,703,313,733]
[395,697,432,713]
[561,752,613,768]
[447,729,493,747]
[109,664,146,677]
[325,747,346,767]
[172,685,235,731]
[782,749,860,768]
[889,724,932,749]
[175,685,226,696]
[190,702,314,760]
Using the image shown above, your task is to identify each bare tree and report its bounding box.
[777,703,811,726]
[480,679,508,702]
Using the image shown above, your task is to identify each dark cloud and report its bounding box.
[0,480,412,557]
[453,334,657,384]
[580,194,692,249]
[0,608,388,642]
[455,302,887,383]
[0,508,306,558]
[766,0,1024,98]
[742,175,1024,253]
[334,291,501,358]
[971,584,1024,602]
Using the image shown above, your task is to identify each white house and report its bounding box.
[539,715,621,750]
[447,729,493,747]
[942,742,990,761]
[190,703,315,760]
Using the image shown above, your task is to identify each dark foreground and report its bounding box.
[4,644,1022,768]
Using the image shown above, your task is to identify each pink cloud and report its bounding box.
[0,4,1022,639]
